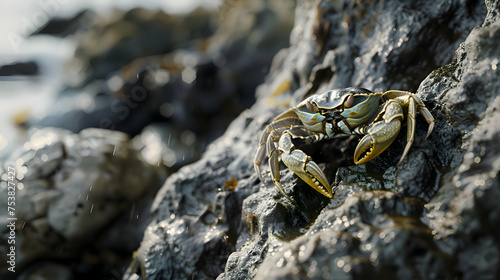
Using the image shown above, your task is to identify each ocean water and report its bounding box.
[0,0,221,159]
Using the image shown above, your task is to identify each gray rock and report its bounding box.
[0,128,163,278]
[72,7,217,84]
[127,0,500,279]
[30,10,96,37]
[124,111,261,280]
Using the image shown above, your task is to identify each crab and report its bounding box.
[253,87,434,202]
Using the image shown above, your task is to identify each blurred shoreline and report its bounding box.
[0,0,222,160]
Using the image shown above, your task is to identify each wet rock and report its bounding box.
[419,2,500,277]
[253,191,448,280]
[0,128,164,279]
[0,61,39,76]
[123,107,267,279]
[124,0,500,279]
[30,10,96,37]
[71,7,218,84]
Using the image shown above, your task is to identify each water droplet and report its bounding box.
[307,260,318,277]
[299,245,306,257]
[397,38,404,47]
[491,58,498,70]
[182,67,196,84]
[276,257,285,268]
[362,243,372,251]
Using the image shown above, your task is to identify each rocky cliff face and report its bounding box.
[125,0,500,279]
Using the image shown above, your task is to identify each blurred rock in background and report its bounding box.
[0,128,164,279]
[30,9,97,38]
[24,1,294,173]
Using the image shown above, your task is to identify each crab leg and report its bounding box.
[399,95,416,164]
[253,110,305,203]
[253,110,303,179]
[381,91,435,164]
[253,130,268,182]
[265,130,298,203]
[412,94,435,141]
[419,106,435,140]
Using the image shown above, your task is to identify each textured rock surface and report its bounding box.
[0,128,164,279]
[126,0,500,279]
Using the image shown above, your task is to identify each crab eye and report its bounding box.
[306,101,319,112]
[344,95,355,108]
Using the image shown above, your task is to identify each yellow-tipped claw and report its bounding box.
[354,119,401,165]
[281,150,332,198]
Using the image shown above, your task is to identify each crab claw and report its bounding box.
[354,119,401,165]
[281,149,332,198]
